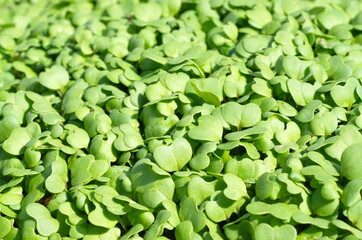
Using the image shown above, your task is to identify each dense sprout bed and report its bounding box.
[3,0,362,239]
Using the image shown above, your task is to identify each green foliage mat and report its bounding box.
[1,0,362,239]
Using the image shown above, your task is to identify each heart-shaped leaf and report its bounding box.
[153,138,192,172]
[179,197,206,232]
[26,203,60,236]
[38,65,69,91]
[222,102,262,129]
[330,78,359,109]
[188,115,223,142]
[2,122,41,155]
